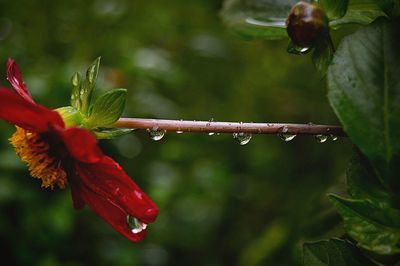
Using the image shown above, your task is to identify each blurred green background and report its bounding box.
[0,0,352,265]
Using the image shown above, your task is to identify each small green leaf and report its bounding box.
[328,18,400,190]
[80,57,101,115]
[70,72,82,109]
[329,0,387,28]
[85,88,127,128]
[312,36,334,76]
[329,194,400,255]
[316,0,349,20]
[303,238,374,265]
[221,0,298,40]
[93,128,134,139]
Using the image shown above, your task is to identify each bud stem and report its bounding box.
[112,118,345,136]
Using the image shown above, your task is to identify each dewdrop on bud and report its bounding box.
[286,1,329,48]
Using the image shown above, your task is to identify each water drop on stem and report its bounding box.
[233,132,252,145]
[147,127,166,141]
[315,134,328,143]
[278,126,296,142]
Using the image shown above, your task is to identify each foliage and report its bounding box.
[1,0,399,265]
[222,0,400,265]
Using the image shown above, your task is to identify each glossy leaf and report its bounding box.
[329,0,386,27]
[315,0,349,20]
[329,194,400,255]
[347,149,393,208]
[86,89,127,128]
[221,0,300,40]
[303,238,374,265]
[327,18,400,190]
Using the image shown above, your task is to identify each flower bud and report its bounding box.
[286,1,329,48]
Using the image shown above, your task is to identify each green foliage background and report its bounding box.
[0,0,351,265]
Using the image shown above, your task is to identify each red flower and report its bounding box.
[0,59,158,242]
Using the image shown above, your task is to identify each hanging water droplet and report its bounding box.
[278,126,296,142]
[127,215,147,234]
[147,127,166,141]
[233,132,252,145]
[208,132,215,136]
[287,41,311,55]
[330,134,338,141]
[315,134,328,143]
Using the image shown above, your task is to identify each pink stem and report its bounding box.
[113,118,345,136]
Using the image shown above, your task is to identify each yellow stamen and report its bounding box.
[9,127,67,189]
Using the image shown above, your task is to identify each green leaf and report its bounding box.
[327,18,400,189]
[329,194,400,255]
[316,0,349,20]
[378,0,400,17]
[303,238,374,265]
[329,0,386,27]
[312,36,334,76]
[221,0,299,40]
[81,57,101,115]
[85,88,127,128]
[93,128,134,139]
[347,149,393,208]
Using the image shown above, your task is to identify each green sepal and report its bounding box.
[92,128,134,139]
[70,72,82,110]
[312,36,334,76]
[70,57,101,115]
[80,57,101,115]
[55,106,84,127]
[315,0,349,20]
[85,88,127,128]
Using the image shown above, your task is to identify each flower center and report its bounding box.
[9,127,67,189]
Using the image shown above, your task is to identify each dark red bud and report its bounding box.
[286,1,329,48]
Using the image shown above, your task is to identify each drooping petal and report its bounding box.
[75,156,159,225]
[74,179,147,242]
[0,89,64,132]
[70,177,85,209]
[6,58,35,104]
[59,127,103,164]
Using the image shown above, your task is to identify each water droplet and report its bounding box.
[278,126,296,142]
[208,132,215,136]
[330,134,338,141]
[287,42,311,55]
[147,127,166,141]
[315,134,328,143]
[176,130,183,134]
[233,132,252,145]
[127,215,147,234]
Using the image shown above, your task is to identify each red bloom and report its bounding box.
[0,59,158,242]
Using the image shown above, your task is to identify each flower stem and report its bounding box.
[113,118,346,136]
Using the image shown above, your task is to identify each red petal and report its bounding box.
[70,177,85,209]
[76,181,147,242]
[6,58,35,104]
[60,127,103,163]
[75,156,159,225]
[0,88,64,132]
